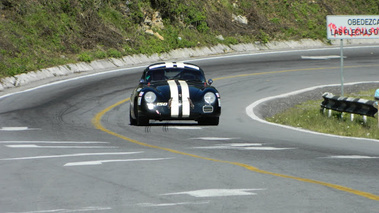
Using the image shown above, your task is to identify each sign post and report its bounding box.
[327,15,379,96]
[340,39,344,96]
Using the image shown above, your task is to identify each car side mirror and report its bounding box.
[208,79,213,85]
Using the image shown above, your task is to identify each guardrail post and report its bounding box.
[322,108,332,117]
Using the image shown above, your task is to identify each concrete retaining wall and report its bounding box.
[1,39,378,91]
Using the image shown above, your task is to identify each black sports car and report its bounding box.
[129,62,221,126]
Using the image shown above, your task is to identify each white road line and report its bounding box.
[137,201,210,207]
[227,143,262,147]
[244,147,295,150]
[170,126,202,130]
[64,158,172,166]
[193,143,262,149]
[321,155,379,159]
[162,189,265,198]
[193,143,294,150]
[193,145,235,149]
[0,152,143,161]
[4,206,112,213]
[6,145,117,149]
[301,55,345,60]
[0,127,40,131]
[0,141,108,144]
[191,137,236,141]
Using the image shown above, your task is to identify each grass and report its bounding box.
[266,89,379,140]
[1,0,379,79]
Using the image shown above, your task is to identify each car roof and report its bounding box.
[148,62,200,71]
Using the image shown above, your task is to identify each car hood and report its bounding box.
[149,80,206,101]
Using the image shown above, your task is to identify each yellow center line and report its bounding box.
[92,66,379,201]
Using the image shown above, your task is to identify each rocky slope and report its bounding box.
[0,0,378,79]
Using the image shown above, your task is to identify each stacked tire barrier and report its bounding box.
[321,92,378,117]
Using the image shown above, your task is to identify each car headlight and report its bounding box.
[204,92,216,104]
[144,91,156,103]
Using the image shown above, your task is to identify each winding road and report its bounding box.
[1,45,379,213]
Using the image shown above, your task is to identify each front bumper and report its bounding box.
[138,102,221,121]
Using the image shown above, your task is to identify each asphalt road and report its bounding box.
[1,45,379,213]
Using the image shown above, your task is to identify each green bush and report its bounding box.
[94,50,108,59]
[223,37,239,45]
[78,52,93,62]
[258,30,270,44]
[107,48,122,58]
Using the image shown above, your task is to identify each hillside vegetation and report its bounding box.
[0,0,378,78]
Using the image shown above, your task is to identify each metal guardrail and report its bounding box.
[321,92,378,118]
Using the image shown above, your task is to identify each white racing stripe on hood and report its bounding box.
[179,80,190,117]
[168,80,179,117]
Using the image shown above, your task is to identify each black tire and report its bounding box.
[129,109,137,125]
[198,117,219,125]
[137,115,149,126]
[130,101,148,126]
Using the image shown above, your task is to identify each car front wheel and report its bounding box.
[129,109,137,125]
[198,117,219,125]
[136,115,149,126]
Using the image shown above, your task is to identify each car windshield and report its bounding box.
[145,68,206,82]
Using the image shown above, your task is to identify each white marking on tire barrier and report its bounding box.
[64,158,172,166]
[162,188,265,198]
